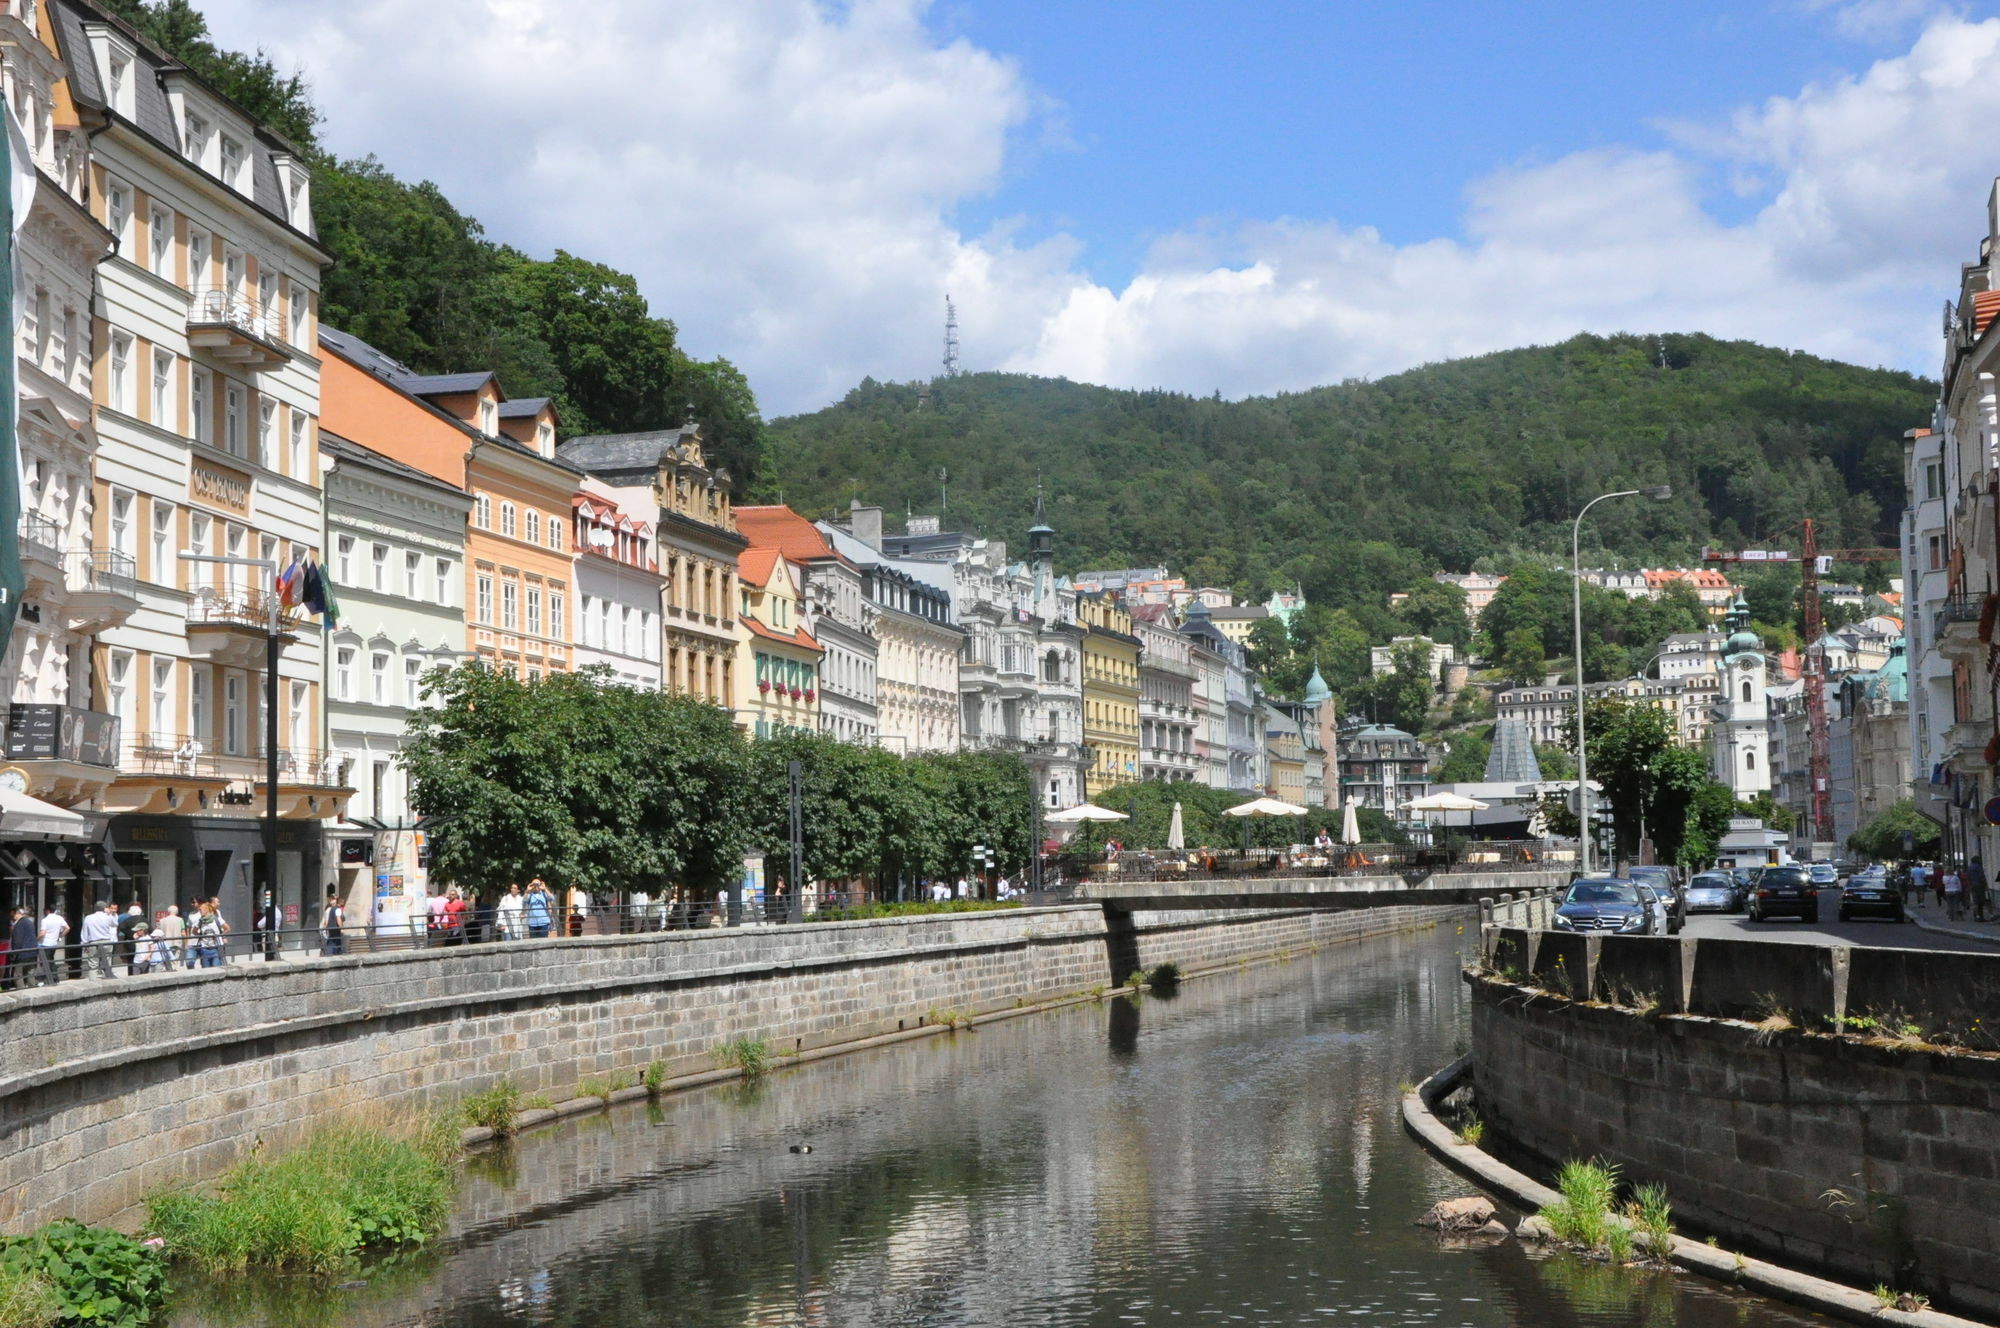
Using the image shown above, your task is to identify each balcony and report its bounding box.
[186,588,288,668]
[64,550,139,633]
[20,513,59,595]
[110,733,352,817]
[186,287,291,368]
[1934,593,1985,662]
[2,703,120,803]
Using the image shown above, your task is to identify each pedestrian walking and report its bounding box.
[497,883,524,941]
[1944,865,1966,921]
[524,879,554,938]
[117,901,144,969]
[129,924,159,975]
[1911,861,1930,908]
[444,887,469,945]
[191,899,227,967]
[320,889,346,956]
[80,900,118,978]
[6,906,33,988]
[157,905,185,969]
[35,903,67,985]
[1969,856,1991,923]
[255,890,282,961]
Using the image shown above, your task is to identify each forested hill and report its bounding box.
[762,333,1932,607]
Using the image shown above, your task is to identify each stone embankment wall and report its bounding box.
[1471,926,2000,1319]
[0,901,1457,1234]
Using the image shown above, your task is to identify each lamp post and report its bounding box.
[1571,486,1672,874]
[181,551,282,948]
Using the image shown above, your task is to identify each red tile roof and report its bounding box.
[742,615,822,653]
[736,505,850,569]
[1976,290,2000,334]
[737,547,783,588]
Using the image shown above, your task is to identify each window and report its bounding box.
[105,179,131,249]
[371,761,388,817]
[536,421,553,456]
[289,284,307,346]
[149,658,172,737]
[370,543,387,592]
[106,51,131,116]
[1741,679,1752,704]
[434,557,451,604]
[405,656,423,707]
[106,649,134,733]
[189,663,209,741]
[222,672,242,755]
[1929,535,1944,572]
[405,551,421,599]
[58,307,74,386]
[26,286,44,366]
[257,399,275,468]
[151,347,173,423]
[549,520,562,552]
[501,581,518,629]
[188,227,210,290]
[289,412,306,475]
[549,591,565,638]
[1745,749,1756,771]
[223,384,243,455]
[224,524,245,593]
[259,535,277,586]
[148,205,172,275]
[499,502,516,538]
[109,333,132,412]
[188,513,211,580]
[335,535,354,584]
[526,586,542,636]
[288,681,307,754]
[334,648,355,702]
[581,596,599,647]
[475,574,493,624]
[370,652,388,705]
[190,368,210,443]
[150,501,173,582]
[474,494,491,529]
[219,135,244,190]
[525,510,541,544]
[257,271,276,326]
[185,112,211,166]
[222,247,243,300]
[478,398,495,435]
[109,488,135,559]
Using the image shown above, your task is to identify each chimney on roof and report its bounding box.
[849,501,883,552]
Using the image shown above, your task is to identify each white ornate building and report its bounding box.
[821,505,960,753]
[1710,598,1771,797]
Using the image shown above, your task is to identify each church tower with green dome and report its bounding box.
[1303,662,1339,810]
[1711,596,1771,797]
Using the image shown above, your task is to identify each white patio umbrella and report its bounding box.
[1402,790,1490,839]
[1222,796,1311,818]
[1339,799,1362,846]
[1044,803,1130,824]
[1167,801,1185,851]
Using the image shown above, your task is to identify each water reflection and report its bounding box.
[169,926,1840,1328]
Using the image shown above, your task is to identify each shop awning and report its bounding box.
[22,844,76,880]
[0,847,35,879]
[0,788,100,843]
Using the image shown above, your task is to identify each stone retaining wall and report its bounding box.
[0,901,1455,1234]
[1469,964,2000,1318]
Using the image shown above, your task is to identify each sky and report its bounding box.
[198,0,2000,416]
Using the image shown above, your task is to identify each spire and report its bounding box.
[1303,658,1332,705]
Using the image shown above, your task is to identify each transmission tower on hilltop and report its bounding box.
[943,294,961,378]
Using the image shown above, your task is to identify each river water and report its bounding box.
[171,921,1839,1328]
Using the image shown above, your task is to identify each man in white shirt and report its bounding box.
[36,905,68,985]
[79,900,119,978]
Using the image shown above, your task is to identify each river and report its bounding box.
[169,919,1840,1327]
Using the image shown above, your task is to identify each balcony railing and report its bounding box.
[188,587,281,629]
[118,733,349,786]
[3,704,119,766]
[19,512,58,560]
[70,548,136,594]
[1934,593,1984,644]
[188,286,282,343]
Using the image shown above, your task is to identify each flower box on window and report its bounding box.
[758,679,771,693]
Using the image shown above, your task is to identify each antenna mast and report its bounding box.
[943,295,961,378]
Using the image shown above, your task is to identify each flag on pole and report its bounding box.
[275,558,303,607]
[301,559,340,628]
[0,100,35,666]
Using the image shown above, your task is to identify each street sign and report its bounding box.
[1983,796,2000,827]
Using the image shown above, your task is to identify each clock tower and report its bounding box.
[1711,597,1770,796]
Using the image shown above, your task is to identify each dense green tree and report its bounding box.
[1848,800,1941,860]
[1499,628,1547,686]
[1349,641,1436,733]
[1738,792,1795,833]
[1435,734,1492,783]
[1679,781,1741,867]
[1394,578,1471,647]
[1562,700,1712,864]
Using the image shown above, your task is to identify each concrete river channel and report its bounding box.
[166,920,1839,1327]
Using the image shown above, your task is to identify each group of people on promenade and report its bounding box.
[4,896,235,987]
[1903,858,1991,922]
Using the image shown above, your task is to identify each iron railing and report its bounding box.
[187,286,282,344]
[19,512,58,560]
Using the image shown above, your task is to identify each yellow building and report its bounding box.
[736,547,821,740]
[1079,592,1141,797]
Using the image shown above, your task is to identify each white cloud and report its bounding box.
[200,2,2000,413]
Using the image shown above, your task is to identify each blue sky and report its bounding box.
[211,0,2000,411]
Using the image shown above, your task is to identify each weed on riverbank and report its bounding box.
[714,1036,773,1077]
[145,1122,458,1274]
[459,1080,523,1135]
[0,1222,166,1328]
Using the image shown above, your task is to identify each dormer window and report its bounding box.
[478,398,496,436]
[184,111,211,166]
[106,52,133,117]
[218,134,245,191]
[536,421,552,456]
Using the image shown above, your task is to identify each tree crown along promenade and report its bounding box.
[402,665,1035,896]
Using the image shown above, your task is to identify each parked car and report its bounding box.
[1838,871,1906,923]
[1626,865,1686,934]
[1633,882,1672,936]
[1685,871,1742,914]
[1750,865,1819,923]
[1553,879,1656,934]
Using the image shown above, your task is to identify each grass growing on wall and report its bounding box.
[145,1121,459,1274]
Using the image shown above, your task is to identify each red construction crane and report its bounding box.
[1702,519,1898,846]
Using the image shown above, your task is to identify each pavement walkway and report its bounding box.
[1908,898,2000,945]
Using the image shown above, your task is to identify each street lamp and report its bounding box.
[1571,485,1672,874]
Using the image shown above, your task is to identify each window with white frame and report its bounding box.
[500,502,516,538]
[501,580,518,630]
[335,535,354,584]
[370,652,388,705]
[288,680,307,754]
[550,590,565,638]
[222,672,242,754]
[184,111,211,167]
[474,494,490,529]
[370,543,387,592]
[219,135,245,192]
[151,348,172,424]
[187,227,210,289]
[188,514,211,584]
[148,205,171,275]
[288,411,306,475]
[334,647,354,702]
[224,524,245,593]
[105,178,131,250]
[149,501,173,583]
[475,574,492,624]
[405,551,421,599]
[109,333,132,412]
[58,307,74,388]
[526,586,541,636]
[549,519,562,552]
[105,48,133,117]
[109,488,135,559]
[223,383,243,455]
[536,421,552,455]
[581,595,599,648]
[222,246,243,300]
[106,649,135,735]
[434,557,451,605]
[478,398,495,435]
[27,287,45,366]
[189,663,209,742]
[149,658,172,737]
[405,656,423,707]
[289,282,307,346]
[525,510,541,544]
[257,399,275,468]
[190,368,210,443]
[257,270,276,325]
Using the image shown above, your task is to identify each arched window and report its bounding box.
[1741,679,1752,704]
[1744,749,1756,771]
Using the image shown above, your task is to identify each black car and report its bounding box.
[1749,865,1818,923]
[1553,878,1657,935]
[1838,872,1907,923]
[1626,865,1686,934]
